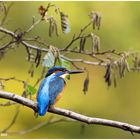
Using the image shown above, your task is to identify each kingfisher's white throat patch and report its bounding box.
[60,73,69,79]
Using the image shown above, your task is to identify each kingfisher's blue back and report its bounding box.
[37,73,65,116]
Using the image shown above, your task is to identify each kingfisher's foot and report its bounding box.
[49,105,55,110]
[34,111,38,118]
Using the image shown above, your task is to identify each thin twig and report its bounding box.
[1,105,20,133]
[7,117,74,135]
[80,21,92,36]
[33,67,46,87]
[24,19,42,34]
[0,77,26,84]
[0,101,16,106]
[0,35,7,41]
[0,77,28,107]
[23,37,49,48]
[64,21,92,50]
[0,41,16,51]
[60,55,107,66]
[62,48,119,56]
[0,2,13,26]
[71,62,85,70]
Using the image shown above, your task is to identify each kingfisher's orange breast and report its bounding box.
[54,84,66,105]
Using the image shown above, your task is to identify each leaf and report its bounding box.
[60,57,71,70]
[27,85,37,95]
[42,50,55,68]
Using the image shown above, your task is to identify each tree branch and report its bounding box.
[60,55,107,66]
[0,27,119,57]
[0,90,37,112]
[0,90,140,134]
[0,27,108,67]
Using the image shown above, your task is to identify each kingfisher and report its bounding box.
[37,66,84,116]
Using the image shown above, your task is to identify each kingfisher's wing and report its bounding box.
[48,77,65,105]
[37,78,50,116]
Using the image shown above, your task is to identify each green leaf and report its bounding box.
[27,85,37,95]
[60,58,71,70]
[42,50,55,68]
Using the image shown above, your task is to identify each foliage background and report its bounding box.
[0,1,140,138]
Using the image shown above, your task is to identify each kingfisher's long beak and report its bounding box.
[68,70,84,74]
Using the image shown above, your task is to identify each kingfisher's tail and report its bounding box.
[38,104,49,116]
[37,91,50,116]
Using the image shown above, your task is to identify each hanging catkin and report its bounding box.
[60,12,70,34]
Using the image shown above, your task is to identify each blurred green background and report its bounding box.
[0,1,140,139]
